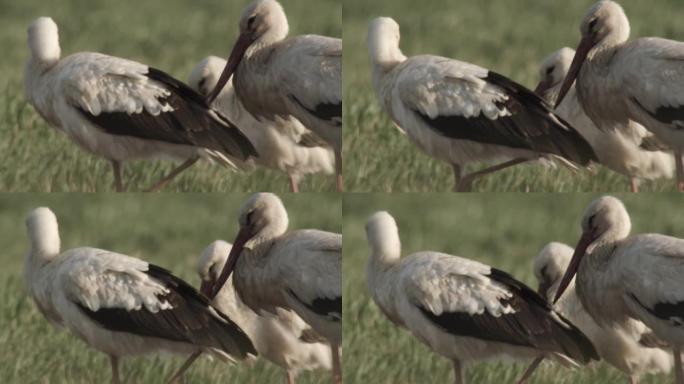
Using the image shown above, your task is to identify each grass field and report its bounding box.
[342,193,683,383]
[0,193,340,383]
[342,0,684,192]
[0,0,341,192]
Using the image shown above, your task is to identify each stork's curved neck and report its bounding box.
[27,223,61,266]
[367,225,402,273]
[588,23,630,67]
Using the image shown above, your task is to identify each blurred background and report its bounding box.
[0,0,341,192]
[343,193,681,383]
[0,192,340,383]
[343,0,684,192]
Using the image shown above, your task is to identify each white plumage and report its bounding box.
[24,17,257,192]
[555,0,684,191]
[187,56,334,192]
[536,48,674,192]
[554,196,684,384]
[197,240,331,383]
[209,193,342,383]
[367,17,597,191]
[23,207,255,384]
[365,211,598,384]
[533,242,672,383]
[207,0,342,191]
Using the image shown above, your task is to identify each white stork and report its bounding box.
[533,242,672,383]
[554,196,684,384]
[188,56,335,192]
[555,0,684,191]
[23,207,256,384]
[365,211,599,384]
[24,17,258,192]
[206,0,342,191]
[535,48,674,192]
[367,17,597,192]
[208,193,342,383]
[195,240,331,383]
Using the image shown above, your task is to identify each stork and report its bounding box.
[367,17,597,192]
[188,56,334,192]
[23,207,256,384]
[554,196,684,384]
[535,47,674,192]
[555,0,684,191]
[365,211,599,384]
[24,17,258,192]
[533,242,672,383]
[206,0,342,191]
[208,193,342,383]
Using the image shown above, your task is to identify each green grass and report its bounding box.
[0,0,341,192]
[343,193,681,383]
[0,193,341,383]
[342,0,684,192]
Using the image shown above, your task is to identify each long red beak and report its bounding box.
[208,227,254,298]
[206,32,254,104]
[553,231,595,304]
[555,36,595,109]
[200,279,214,298]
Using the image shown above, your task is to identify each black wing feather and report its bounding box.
[288,288,341,322]
[77,264,256,358]
[76,67,258,161]
[416,268,598,364]
[414,71,597,165]
[289,94,342,127]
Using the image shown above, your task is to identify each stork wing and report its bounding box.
[276,36,342,127]
[393,55,596,165]
[56,248,255,358]
[401,253,598,363]
[59,52,258,164]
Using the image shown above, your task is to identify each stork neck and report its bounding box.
[28,232,60,266]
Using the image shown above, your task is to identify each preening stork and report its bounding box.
[555,0,684,191]
[24,17,258,192]
[193,240,332,383]
[367,17,597,192]
[23,207,256,384]
[533,242,672,383]
[188,56,335,192]
[535,48,674,192]
[554,196,684,384]
[206,0,342,191]
[364,211,599,384]
[208,193,342,383]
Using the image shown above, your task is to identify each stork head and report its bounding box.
[553,196,631,303]
[27,17,61,70]
[188,56,229,98]
[367,17,406,70]
[206,0,289,103]
[532,242,573,298]
[197,240,232,298]
[366,211,402,264]
[26,207,61,261]
[534,47,575,102]
[554,1,630,108]
[209,193,289,298]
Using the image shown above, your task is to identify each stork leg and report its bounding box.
[334,149,343,192]
[676,151,684,192]
[630,178,639,193]
[456,158,530,192]
[452,359,465,384]
[516,356,544,384]
[674,347,683,384]
[289,174,299,193]
[451,164,462,192]
[109,355,121,384]
[110,161,126,192]
[166,351,202,384]
[628,374,639,384]
[286,370,296,384]
[144,157,199,193]
[331,344,342,384]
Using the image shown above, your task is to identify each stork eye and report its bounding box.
[546,66,554,75]
[246,210,255,225]
[197,77,207,94]
[247,15,257,28]
[587,213,597,229]
[588,18,598,31]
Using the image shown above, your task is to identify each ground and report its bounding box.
[0,193,340,383]
[0,0,341,192]
[343,0,684,192]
